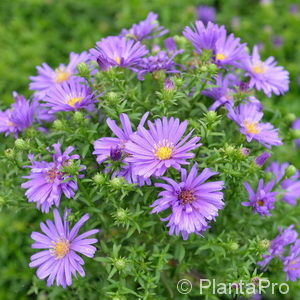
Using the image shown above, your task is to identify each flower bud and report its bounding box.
[53,120,64,130]
[173,35,188,48]
[208,63,218,73]
[110,177,125,189]
[224,145,235,156]
[93,173,106,185]
[114,258,127,270]
[240,147,250,156]
[227,242,239,251]
[291,129,300,139]
[205,111,218,123]
[264,172,274,182]
[285,113,296,123]
[251,277,261,286]
[285,165,297,178]
[231,282,240,289]
[259,239,270,251]
[105,92,119,105]
[15,138,29,150]
[173,77,183,89]
[200,65,208,72]
[115,208,128,222]
[255,152,271,167]
[77,62,90,78]
[4,148,15,159]
[164,78,175,91]
[25,127,37,138]
[73,111,84,122]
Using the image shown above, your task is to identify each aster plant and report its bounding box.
[2,9,300,300]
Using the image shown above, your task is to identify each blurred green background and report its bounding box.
[1,0,300,299]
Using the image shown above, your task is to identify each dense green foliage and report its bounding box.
[1,1,300,299]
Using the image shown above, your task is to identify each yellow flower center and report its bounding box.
[252,64,265,74]
[155,146,173,160]
[55,69,71,83]
[51,239,70,259]
[67,97,83,107]
[244,121,260,134]
[216,53,226,61]
[257,200,264,206]
[114,57,121,64]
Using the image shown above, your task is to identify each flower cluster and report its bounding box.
[93,113,225,240]
[258,225,300,281]
[242,161,300,216]
[1,10,299,291]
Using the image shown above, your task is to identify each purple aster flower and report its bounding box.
[120,12,168,41]
[29,208,99,288]
[136,50,183,80]
[196,5,216,25]
[125,116,201,178]
[258,225,298,269]
[227,102,282,148]
[164,78,175,91]
[242,179,277,216]
[42,78,95,113]
[239,46,289,97]
[90,36,148,71]
[93,113,150,186]
[214,32,247,67]
[240,147,250,156]
[292,119,300,146]
[164,37,177,53]
[183,21,246,67]
[183,21,226,53]
[202,74,238,110]
[0,92,36,137]
[151,164,224,240]
[29,51,89,99]
[266,162,300,205]
[22,143,85,213]
[272,36,283,48]
[283,240,300,281]
[255,152,271,166]
[290,4,298,15]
